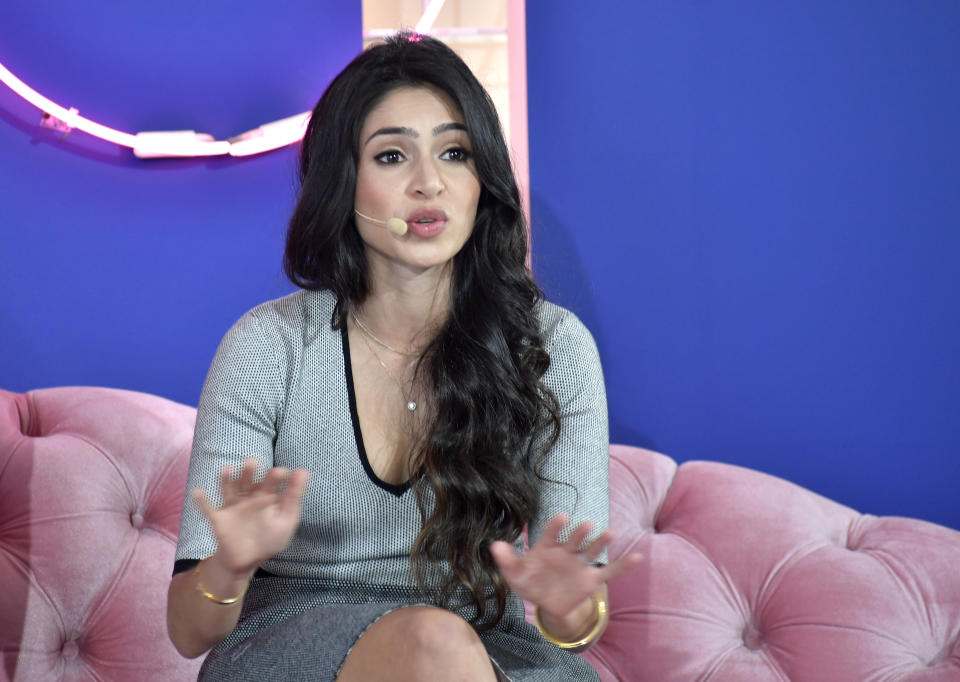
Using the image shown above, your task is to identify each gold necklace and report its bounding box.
[352,312,419,357]
[355,321,418,412]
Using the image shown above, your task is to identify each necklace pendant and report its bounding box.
[407,401,417,412]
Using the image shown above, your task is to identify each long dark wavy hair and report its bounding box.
[284,32,561,629]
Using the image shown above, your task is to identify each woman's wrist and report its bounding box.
[536,595,599,642]
[535,592,609,651]
[194,553,256,605]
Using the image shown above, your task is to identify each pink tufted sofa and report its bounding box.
[2,386,959,681]
[1,387,202,681]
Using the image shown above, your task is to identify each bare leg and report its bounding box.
[336,606,498,682]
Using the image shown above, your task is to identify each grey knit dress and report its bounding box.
[174,289,608,681]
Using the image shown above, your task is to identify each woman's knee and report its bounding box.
[386,606,482,658]
[337,606,493,680]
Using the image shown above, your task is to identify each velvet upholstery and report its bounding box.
[581,446,960,681]
[0,388,202,681]
[2,387,959,681]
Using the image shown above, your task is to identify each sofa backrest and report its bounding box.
[4,387,959,681]
[586,444,960,681]
[0,387,203,681]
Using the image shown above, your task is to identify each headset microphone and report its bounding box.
[354,209,408,236]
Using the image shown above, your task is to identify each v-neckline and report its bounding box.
[341,323,411,497]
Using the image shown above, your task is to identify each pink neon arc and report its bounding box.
[0,59,307,158]
[0,3,446,158]
[0,61,136,148]
[0,59,315,158]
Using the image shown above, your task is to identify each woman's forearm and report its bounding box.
[166,552,256,658]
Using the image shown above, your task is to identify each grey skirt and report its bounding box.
[197,575,599,682]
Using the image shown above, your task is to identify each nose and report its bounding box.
[409,156,444,198]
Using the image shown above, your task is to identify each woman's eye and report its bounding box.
[375,150,404,165]
[440,147,472,162]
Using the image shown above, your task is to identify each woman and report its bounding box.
[167,32,639,681]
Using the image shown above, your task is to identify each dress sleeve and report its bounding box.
[528,309,610,564]
[174,311,284,564]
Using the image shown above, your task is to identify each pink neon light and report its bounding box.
[0,60,307,159]
[0,61,137,148]
[0,3,448,159]
[414,0,446,34]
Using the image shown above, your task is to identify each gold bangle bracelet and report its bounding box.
[535,594,609,650]
[194,556,249,605]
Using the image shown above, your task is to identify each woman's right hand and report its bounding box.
[192,457,310,575]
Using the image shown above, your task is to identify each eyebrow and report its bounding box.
[432,122,467,136]
[364,121,468,147]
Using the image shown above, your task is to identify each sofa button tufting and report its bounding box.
[131,512,145,529]
[927,641,951,666]
[742,624,763,650]
[62,640,79,660]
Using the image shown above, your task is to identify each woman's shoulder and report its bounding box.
[234,288,337,337]
[535,300,604,396]
[535,300,597,353]
[212,289,339,365]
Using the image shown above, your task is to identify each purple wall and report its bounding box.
[3,2,957,530]
[526,2,960,528]
[1,1,360,406]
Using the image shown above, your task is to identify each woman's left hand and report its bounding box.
[489,514,642,621]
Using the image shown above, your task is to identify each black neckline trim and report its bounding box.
[341,323,410,497]
[172,558,276,578]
